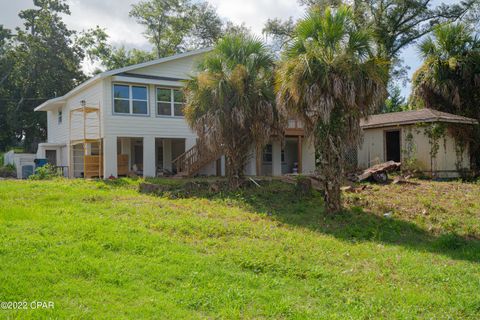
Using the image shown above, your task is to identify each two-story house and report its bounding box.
[34,48,316,178]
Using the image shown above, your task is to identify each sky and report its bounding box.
[1,0,435,98]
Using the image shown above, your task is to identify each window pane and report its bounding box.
[157,88,171,102]
[173,90,184,103]
[114,99,130,113]
[263,144,272,162]
[157,102,171,116]
[174,103,184,116]
[133,100,148,114]
[132,86,147,100]
[114,84,129,99]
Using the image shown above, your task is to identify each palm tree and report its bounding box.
[412,23,480,168]
[184,34,284,188]
[276,6,388,214]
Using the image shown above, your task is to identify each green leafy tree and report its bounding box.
[129,0,224,58]
[0,25,15,151]
[1,0,85,152]
[276,6,388,213]
[77,26,156,72]
[382,85,407,113]
[262,17,295,53]
[187,2,224,49]
[298,0,478,81]
[184,34,284,188]
[412,23,480,167]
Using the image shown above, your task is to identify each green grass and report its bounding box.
[0,178,479,319]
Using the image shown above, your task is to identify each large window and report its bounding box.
[113,84,148,115]
[156,87,185,117]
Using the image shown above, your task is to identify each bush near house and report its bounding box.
[0,178,479,319]
[28,164,62,180]
[0,152,17,178]
[0,164,16,178]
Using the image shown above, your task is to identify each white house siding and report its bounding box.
[128,55,200,79]
[301,138,316,175]
[101,76,199,177]
[102,79,197,139]
[39,50,318,178]
[358,124,470,177]
[47,81,103,144]
[98,53,210,177]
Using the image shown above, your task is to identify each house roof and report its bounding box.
[34,47,212,112]
[360,108,478,129]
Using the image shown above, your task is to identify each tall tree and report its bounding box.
[2,0,86,152]
[0,25,15,151]
[276,6,388,213]
[382,85,407,113]
[78,27,156,72]
[412,23,480,167]
[129,0,224,58]
[262,17,295,54]
[298,0,478,80]
[184,34,284,188]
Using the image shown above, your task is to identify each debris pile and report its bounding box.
[355,161,401,183]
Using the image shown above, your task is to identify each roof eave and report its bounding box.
[34,47,211,112]
[361,118,478,129]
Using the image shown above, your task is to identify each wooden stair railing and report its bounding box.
[172,144,221,177]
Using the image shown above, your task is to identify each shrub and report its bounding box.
[29,164,62,180]
[0,164,16,178]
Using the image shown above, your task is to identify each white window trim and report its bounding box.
[155,87,185,118]
[112,83,150,116]
[58,109,63,124]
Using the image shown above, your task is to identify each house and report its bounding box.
[34,48,316,178]
[358,108,478,177]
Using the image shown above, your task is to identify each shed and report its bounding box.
[358,109,478,178]
[3,150,37,179]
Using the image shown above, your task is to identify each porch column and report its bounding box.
[163,139,172,171]
[245,146,257,176]
[220,155,226,176]
[143,136,156,177]
[103,135,117,178]
[120,138,131,170]
[298,136,303,174]
[272,140,282,176]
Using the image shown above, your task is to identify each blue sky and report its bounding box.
[2,0,459,99]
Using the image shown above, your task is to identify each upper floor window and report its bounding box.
[156,87,185,117]
[113,84,148,115]
[58,109,63,124]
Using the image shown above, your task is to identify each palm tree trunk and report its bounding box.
[225,153,243,189]
[318,139,343,214]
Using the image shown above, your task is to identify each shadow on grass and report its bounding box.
[138,178,480,264]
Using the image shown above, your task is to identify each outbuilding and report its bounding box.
[358,108,478,178]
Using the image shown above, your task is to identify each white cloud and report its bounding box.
[207,0,304,34]
[2,0,431,96]
[63,0,149,48]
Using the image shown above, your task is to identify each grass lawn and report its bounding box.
[0,178,479,319]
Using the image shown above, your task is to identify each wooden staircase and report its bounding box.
[172,144,221,177]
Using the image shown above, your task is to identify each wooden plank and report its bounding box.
[117,154,129,176]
